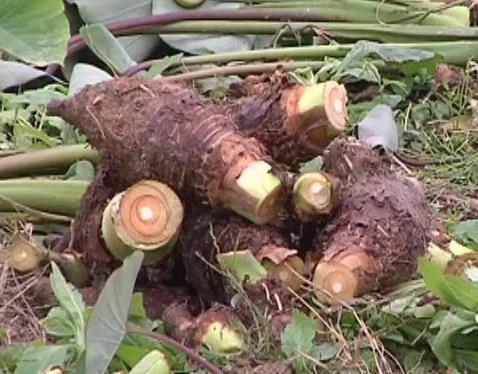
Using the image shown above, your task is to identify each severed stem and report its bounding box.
[222,161,283,225]
[101,180,184,265]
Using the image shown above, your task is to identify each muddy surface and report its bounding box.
[316,138,431,293]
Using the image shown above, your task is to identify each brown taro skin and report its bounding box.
[314,138,431,294]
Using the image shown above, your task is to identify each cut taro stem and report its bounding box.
[313,248,378,304]
[174,0,206,8]
[222,160,283,225]
[6,238,90,287]
[7,239,45,273]
[285,81,348,154]
[293,172,340,220]
[101,180,184,265]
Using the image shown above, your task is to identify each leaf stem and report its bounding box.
[126,323,224,374]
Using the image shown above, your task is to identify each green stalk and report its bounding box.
[181,41,478,66]
[0,180,88,216]
[252,1,469,26]
[147,21,478,43]
[0,144,100,178]
[128,40,478,76]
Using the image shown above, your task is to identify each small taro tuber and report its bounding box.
[311,138,431,304]
[179,210,305,305]
[228,74,349,167]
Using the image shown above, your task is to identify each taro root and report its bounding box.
[228,75,349,167]
[101,180,184,265]
[180,210,305,305]
[47,78,284,261]
[312,138,431,304]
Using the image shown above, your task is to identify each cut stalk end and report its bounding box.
[286,81,348,154]
[197,319,244,353]
[7,240,42,273]
[293,172,335,219]
[174,0,206,8]
[101,180,183,265]
[227,161,283,225]
[313,249,376,304]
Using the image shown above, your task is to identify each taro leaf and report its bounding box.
[50,261,86,348]
[146,54,183,78]
[68,63,112,97]
[357,104,399,151]
[42,306,77,338]
[80,24,137,75]
[10,85,66,106]
[0,344,29,372]
[312,342,337,361]
[0,0,70,65]
[152,0,254,54]
[0,61,48,91]
[418,258,478,311]
[85,251,144,374]
[116,344,152,368]
[14,345,68,374]
[128,292,155,329]
[64,160,95,181]
[336,41,435,76]
[429,311,475,367]
[217,250,268,284]
[347,94,403,124]
[454,220,478,247]
[282,309,318,372]
[454,349,478,372]
[65,0,158,61]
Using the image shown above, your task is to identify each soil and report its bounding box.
[179,209,295,306]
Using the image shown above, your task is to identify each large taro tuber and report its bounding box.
[179,210,305,306]
[311,138,431,303]
[227,74,349,167]
[47,78,286,261]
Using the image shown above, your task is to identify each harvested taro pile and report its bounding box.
[8,73,431,359]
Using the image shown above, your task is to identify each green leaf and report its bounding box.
[128,293,154,329]
[418,258,478,311]
[429,312,474,367]
[337,41,434,76]
[217,250,268,284]
[0,0,69,65]
[66,0,158,62]
[80,24,137,75]
[146,54,184,78]
[14,345,68,374]
[454,220,478,246]
[50,262,86,348]
[85,251,144,374]
[312,342,337,361]
[0,61,48,91]
[64,160,95,181]
[68,63,112,97]
[152,0,253,54]
[454,349,478,372]
[115,344,151,368]
[281,309,318,372]
[42,307,77,338]
[0,344,30,372]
